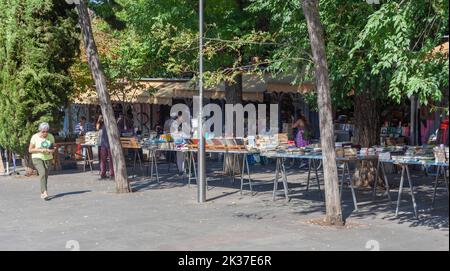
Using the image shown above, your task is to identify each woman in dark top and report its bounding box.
[97,115,114,179]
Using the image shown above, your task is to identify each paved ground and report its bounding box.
[0,158,448,251]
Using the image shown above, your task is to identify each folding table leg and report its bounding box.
[222,153,226,184]
[246,154,253,195]
[381,162,392,202]
[149,150,158,182]
[273,158,280,201]
[346,162,358,211]
[313,159,322,199]
[281,158,289,202]
[372,160,380,200]
[432,165,441,207]
[138,151,143,175]
[240,154,245,195]
[405,165,418,218]
[191,152,199,188]
[231,154,236,185]
[306,159,311,192]
[340,162,346,198]
[145,150,150,177]
[83,147,87,172]
[432,165,450,207]
[154,151,159,183]
[445,167,449,197]
[133,150,137,172]
[150,151,154,181]
[395,165,406,217]
[188,152,192,188]
[88,147,93,172]
[239,153,252,195]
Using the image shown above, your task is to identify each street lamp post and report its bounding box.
[197,0,206,203]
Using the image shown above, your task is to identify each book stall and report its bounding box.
[372,144,449,218]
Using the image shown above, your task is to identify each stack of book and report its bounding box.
[84,132,98,145]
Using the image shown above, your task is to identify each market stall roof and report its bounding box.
[212,74,315,96]
[186,74,266,102]
[73,81,176,106]
[138,76,268,102]
[73,78,210,105]
[72,75,315,105]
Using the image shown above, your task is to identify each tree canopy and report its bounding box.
[249,0,448,108]
[104,0,274,87]
[87,0,448,110]
[0,0,79,156]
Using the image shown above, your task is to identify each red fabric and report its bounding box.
[76,144,81,157]
[440,118,449,144]
[100,146,114,177]
[441,117,449,128]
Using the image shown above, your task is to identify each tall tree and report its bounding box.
[0,0,79,173]
[301,0,342,225]
[250,0,448,147]
[70,14,151,129]
[249,0,448,187]
[120,0,273,99]
[75,0,130,193]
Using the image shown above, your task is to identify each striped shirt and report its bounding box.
[74,122,94,136]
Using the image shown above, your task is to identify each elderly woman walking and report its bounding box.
[28,122,56,200]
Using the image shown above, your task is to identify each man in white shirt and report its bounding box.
[164,112,177,134]
[170,113,187,175]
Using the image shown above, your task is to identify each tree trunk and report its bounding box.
[224,73,243,174]
[225,73,243,105]
[352,90,380,188]
[301,0,343,225]
[353,91,380,148]
[76,0,130,193]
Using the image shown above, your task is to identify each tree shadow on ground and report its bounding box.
[47,190,91,201]
[130,160,448,230]
[287,175,448,231]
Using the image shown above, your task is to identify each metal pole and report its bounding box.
[197,0,206,203]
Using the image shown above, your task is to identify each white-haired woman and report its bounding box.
[28,122,56,200]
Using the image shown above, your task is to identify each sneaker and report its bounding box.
[98,176,108,180]
[41,191,49,201]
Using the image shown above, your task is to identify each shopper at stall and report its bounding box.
[292,112,310,169]
[97,115,114,179]
[171,112,187,175]
[154,121,163,135]
[74,116,94,158]
[292,112,310,147]
[74,116,93,136]
[117,110,134,134]
[162,113,178,167]
[28,122,56,200]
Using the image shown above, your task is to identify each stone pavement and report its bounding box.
[0,160,448,251]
